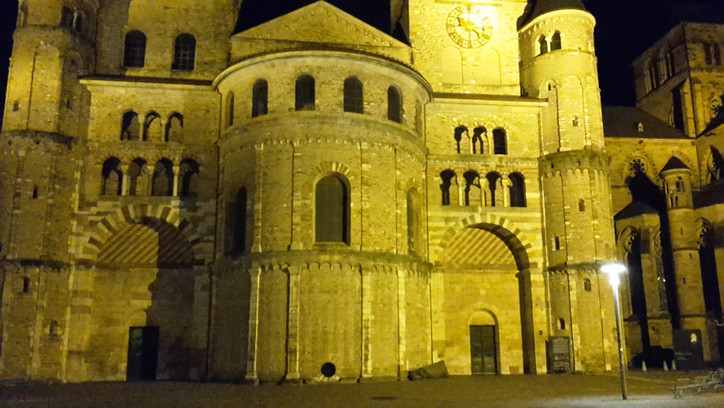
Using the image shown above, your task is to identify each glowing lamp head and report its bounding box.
[600,263,627,287]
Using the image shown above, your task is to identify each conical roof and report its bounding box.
[518,0,588,29]
[660,157,690,173]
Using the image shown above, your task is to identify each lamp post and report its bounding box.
[601,262,628,400]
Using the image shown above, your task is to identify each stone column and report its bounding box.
[285,265,301,381]
[120,164,129,196]
[361,266,373,378]
[172,165,180,197]
[245,267,261,382]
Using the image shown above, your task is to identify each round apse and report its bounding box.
[321,362,336,378]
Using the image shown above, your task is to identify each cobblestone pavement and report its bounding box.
[1,371,723,407]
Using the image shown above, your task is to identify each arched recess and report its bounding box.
[166,112,183,143]
[436,216,535,374]
[79,204,207,266]
[697,219,721,316]
[617,226,649,350]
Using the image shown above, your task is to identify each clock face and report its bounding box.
[446,5,493,48]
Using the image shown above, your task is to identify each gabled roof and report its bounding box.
[233,1,407,51]
[602,106,689,140]
[660,156,690,173]
[614,201,659,221]
[518,0,587,29]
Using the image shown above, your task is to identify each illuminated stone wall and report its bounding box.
[3,0,719,384]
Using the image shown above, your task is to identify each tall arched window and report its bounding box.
[121,111,140,141]
[128,158,147,196]
[226,92,235,127]
[664,51,675,78]
[493,128,507,155]
[509,172,526,207]
[454,126,468,154]
[143,111,162,141]
[344,76,363,113]
[486,172,502,207]
[388,86,402,123]
[101,157,122,196]
[295,74,315,111]
[233,187,248,253]
[407,188,420,255]
[538,35,548,55]
[179,159,199,198]
[472,127,486,154]
[252,79,268,117]
[550,31,562,51]
[124,31,146,68]
[440,169,457,206]
[60,7,74,29]
[152,159,174,196]
[172,33,196,71]
[166,112,183,143]
[315,174,349,244]
[646,60,658,91]
[463,170,481,206]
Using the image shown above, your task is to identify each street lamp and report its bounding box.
[601,262,628,400]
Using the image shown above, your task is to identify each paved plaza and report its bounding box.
[1,371,723,407]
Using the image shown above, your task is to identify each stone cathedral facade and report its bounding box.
[0,0,721,383]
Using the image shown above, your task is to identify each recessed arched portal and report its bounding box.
[437,222,533,375]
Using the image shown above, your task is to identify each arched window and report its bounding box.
[646,60,658,91]
[664,51,675,78]
[463,170,481,206]
[344,76,363,113]
[538,35,548,55]
[704,43,721,66]
[121,111,140,141]
[472,127,486,154]
[128,158,147,196]
[124,31,147,68]
[101,157,122,196]
[493,128,507,155]
[509,172,526,207]
[252,79,268,117]
[315,174,349,244]
[578,199,585,212]
[166,112,183,143]
[295,74,315,111]
[558,318,566,330]
[550,31,561,51]
[60,7,74,29]
[226,92,235,127]
[486,172,502,207]
[454,126,468,154]
[407,188,420,255]
[233,187,248,254]
[440,169,457,206]
[143,111,162,141]
[22,277,30,294]
[17,2,28,28]
[388,86,402,123]
[584,278,592,292]
[152,159,174,196]
[179,159,199,198]
[554,235,561,250]
[172,33,196,71]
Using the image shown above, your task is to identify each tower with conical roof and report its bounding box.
[519,0,619,372]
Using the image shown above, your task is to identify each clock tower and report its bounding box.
[402,0,528,95]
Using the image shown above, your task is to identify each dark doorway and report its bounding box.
[126,326,159,381]
[470,325,497,374]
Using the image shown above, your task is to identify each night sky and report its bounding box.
[1,0,724,127]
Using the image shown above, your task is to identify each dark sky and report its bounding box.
[1,0,724,127]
